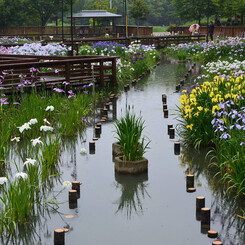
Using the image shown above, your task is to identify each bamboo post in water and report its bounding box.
[196,196,205,212]
[169,128,175,139]
[92,65,96,139]
[72,181,81,197]
[208,230,218,238]
[69,190,78,209]
[89,141,95,154]
[168,124,173,135]
[162,94,167,103]
[186,174,194,189]
[201,207,210,224]
[212,241,223,245]
[54,229,65,245]
[174,142,180,155]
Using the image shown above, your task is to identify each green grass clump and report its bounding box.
[114,111,150,161]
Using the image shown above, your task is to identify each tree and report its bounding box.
[213,0,245,24]
[26,0,77,27]
[0,0,30,27]
[171,0,216,25]
[89,0,117,13]
[130,0,149,35]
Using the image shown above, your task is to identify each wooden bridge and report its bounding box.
[0,54,117,93]
[0,35,206,93]
[44,35,206,51]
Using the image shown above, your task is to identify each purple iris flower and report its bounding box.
[53,87,65,93]
[220,132,231,139]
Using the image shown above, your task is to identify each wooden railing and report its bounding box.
[0,54,118,92]
[170,26,245,38]
[53,35,206,52]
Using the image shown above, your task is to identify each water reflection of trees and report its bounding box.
[180,146,245,245]
[114,172,150,219]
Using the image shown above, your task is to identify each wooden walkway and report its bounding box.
[0,35,206,93]
[40,35,206,51]
[0,54,118,93]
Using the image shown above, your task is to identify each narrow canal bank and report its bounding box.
[3,58,244,245]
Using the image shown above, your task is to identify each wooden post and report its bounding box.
[69,190,77,202]
[96,122,102,130]
[196,196,205,212]
[208,230,218,238]
[176,84,180,92]
[89,141,95,151]
[186,174,194,189]
[54,229,65,245]
[105,102,111,110]
[95,126,101,135]
[99,60,104,86]
[103,108,108,116]
[201,207,210,224]
[112,58,117,84]
[169,128,175,139]
[163,109,168,118]
[72,181,81,194]
[212,241,223,245]
[168,124,173,135]
[65,62,71,83]
[174,142,180,155]
[162,94,167,103]
[89,141,95,154]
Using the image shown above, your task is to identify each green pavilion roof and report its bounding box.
[68,10,122,19]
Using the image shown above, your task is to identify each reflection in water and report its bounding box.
[114,172,150,219]
[0,202,59,245]
[180,147,245,244]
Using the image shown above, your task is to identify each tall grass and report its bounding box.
[114,111,150,161]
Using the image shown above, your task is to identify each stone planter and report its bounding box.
[112,142,142,158]
[114,156,148,174]
[112,142,123,157]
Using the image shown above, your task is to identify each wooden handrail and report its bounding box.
[0,55,119,88]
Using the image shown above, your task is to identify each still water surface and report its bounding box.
[5,58,245,245]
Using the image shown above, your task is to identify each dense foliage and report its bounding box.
[172,0,245,25]
[167,38,245,196]
[78,40,160,86]
[166,37,245,62]
[0,0,76,27]
[114,111,149,161]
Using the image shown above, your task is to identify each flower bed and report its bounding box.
[166,37,245,62]
[0,42,67,56]
[171,38,245,196]
[79,41,160,86]
[0,37,33,44]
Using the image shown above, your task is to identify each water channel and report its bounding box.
[3,58,245,245]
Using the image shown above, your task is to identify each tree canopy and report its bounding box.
[0,0,76,27]
[0,0,245,27]
[130,0,149,25]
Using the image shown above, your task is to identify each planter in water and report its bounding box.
[112,141,142,157]
[114,156,148,174]
[113,110,150,174]
[112,141,123,157]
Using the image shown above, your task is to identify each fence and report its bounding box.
[0,54,118,93]
[170,26,245,38]
[0,26,153,40]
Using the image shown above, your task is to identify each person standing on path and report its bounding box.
[209,21,214,41]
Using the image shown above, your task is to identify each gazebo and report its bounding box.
[68,10,122,37]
